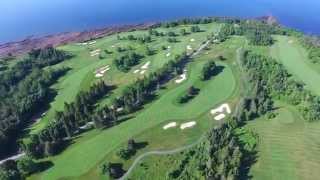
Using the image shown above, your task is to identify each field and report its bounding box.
[270,35,320,95]
[245,102,320,180]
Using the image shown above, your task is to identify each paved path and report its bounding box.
[118,135,205,180]
[0,153,25,165]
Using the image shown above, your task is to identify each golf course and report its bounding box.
[1,17,320,180]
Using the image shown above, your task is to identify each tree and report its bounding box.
[190,26,201,33]
[180,29,187,36]
[17,156,38,175]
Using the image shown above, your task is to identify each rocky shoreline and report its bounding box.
[0,23,157,58]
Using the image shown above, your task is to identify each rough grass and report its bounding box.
[245,102,320,180]
[270,35,320,95]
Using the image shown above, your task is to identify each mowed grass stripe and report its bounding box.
[247,103,320,180]
[270,35,320,95]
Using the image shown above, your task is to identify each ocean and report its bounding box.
[0,0,319,43]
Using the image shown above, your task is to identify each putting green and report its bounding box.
[270,35,320,96]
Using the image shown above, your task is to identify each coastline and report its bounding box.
[0,23,157,58]
[0,16,279,58]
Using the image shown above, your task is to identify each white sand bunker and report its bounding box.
[187,45,192,50]
[163,122,177,130]
[140,70,146,74]
[167,46,171,49]
[288,40,294,44]
[166,53,171,57]
[141,61,150,69]
[210,103,232,121]
[88,41,96,45]
[175,69,187,84]
[134,69,140,74]
[95,65,110,78]
[133,61,151,75]
[180,121,196,130]
[90,49,101,57]
[190,38,195,42]
[214,114,226,121]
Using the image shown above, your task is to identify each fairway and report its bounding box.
[245,102,320,180]
[270,35,320,95]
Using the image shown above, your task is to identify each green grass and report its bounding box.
[28,35,244,180]
[244,102,320,180]
[270,35,320,95]
[28,23,221,134]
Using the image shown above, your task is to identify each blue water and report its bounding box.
[0,0,319,43]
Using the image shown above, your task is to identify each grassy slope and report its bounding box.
[28,23,220,134]
[270,35,320,96]
[245,102,320,180]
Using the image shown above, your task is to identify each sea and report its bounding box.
[0,0,319,43]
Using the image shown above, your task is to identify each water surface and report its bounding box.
[0,0,319,43]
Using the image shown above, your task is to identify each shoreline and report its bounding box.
[0,22,157,58]
[0,16,278,58]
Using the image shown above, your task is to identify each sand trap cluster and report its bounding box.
[90,49,101,57]
[210,103,231,121]
[95,65,110,78]
[134,61,151,75]
[175,69,187,84]
[162,121,197,130]
[187,45,193,50]
[163,122,177,130]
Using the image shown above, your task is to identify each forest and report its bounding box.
[0,47,71,159]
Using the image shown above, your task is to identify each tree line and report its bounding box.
[0,47,71,159]
[241,50,320,122]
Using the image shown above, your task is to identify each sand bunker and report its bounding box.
[175,70,187,84]
[166,53,171,57]
[210,103,231,121]
[140,70,146,74]
[190,38,195,42]
[163,122,177,130]
[134,69,140,74]
[141,61,150,69]
[214,114,226,121]
[187,45,192,50]
[210,103,231,115]
[90,49,101,57]
[95,65,110,78]
[79,122,94,130]
[167,46,171,49]
[180,121,196,130]
[288,40,294,44]
[88,41,96,45]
